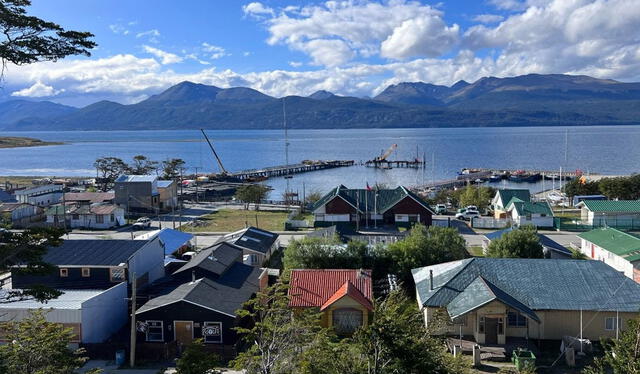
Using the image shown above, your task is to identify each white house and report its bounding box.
[45,203,125,229]
[576,200,640,226]
[0,203,40,222]
[578,227,640,283]
[0,283,128,345]
[14,184,63,207]
[505,198,554,228]
[491,189,531,219]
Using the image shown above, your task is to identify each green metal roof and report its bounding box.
[447,276,539,322]
[496,189,531,207]
[507,200,553,216]
[412,258,640,314]
[312,185,434,214]
[578,227,640,262]
[579,200,640,212]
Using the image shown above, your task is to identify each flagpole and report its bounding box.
[365,187,369,228]
[374,186,378,229]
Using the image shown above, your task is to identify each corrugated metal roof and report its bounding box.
[412,258,640,312]
[157,180,174,188]
[312,185,433,214]
[136,228,193,255]
[496,189,531,207]
[507,200,553,216]
[0,289,104,310]
[115,175,157,183]
[173,242,240,276]
[579,200,640,212]
[64,192,114,203]
[14,184,63,196]
[233,227,279,254]
[320,280,373,311]
[578,227,640,260]
[289,269,373,308]
[138,263,261,316]
[43,239,149,266]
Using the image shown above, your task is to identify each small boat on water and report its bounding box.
[509,171,542,183]
[488,174,502,183]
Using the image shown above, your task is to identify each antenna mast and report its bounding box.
[283,98,291,204]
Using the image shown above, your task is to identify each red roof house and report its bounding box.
[289,269,373,334]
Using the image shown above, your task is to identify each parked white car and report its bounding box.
[132,217,152,229]
[455,210,481,220]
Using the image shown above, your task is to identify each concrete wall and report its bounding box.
[80,282,128,343]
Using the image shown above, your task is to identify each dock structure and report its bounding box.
[365,159,424,168]
[462,167,594,178]
[414,174,487,191]
[230,160,355,180]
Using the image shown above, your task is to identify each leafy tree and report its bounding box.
[388,225,467,292]
[0,310,98,374]
[584,316,640,374]
[175,339,221,374]
[298,291,469,374]
[486,226,543,258]
[570,248,588,260]
[455,186,494,211]
[0,0,96,78]
[304,190,323,205]
[127,155,158,175]
[598,175,640,200]
[93,156,127,191]
[562,178,601,200]
[162,158,186,180]
[235,184,270,210]
[0,211,11,228]
[0,227,65,302]
[233,282,324,374]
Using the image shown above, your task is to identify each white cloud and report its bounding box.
[243,2,274,18]
[11,81,64,97]
[472,14,504,23]
[243,51,252,57]
[259,0,459,66]
[142,45,183,64]
[201,43,228,59]
[489,0,527,11]
[109,24,129,35]
[136,29,161,43]
[380,17,459,59]
[289,61,303,67]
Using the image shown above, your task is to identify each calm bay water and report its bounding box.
[1,126,638,198]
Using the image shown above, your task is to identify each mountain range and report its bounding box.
[2,73,640,131]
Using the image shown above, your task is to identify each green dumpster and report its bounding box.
[512,349,536,371]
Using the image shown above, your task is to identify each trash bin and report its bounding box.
[512,349,536,371]
[115,349,126,366]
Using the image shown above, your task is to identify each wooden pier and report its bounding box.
[462,167,594,178]
[365,160,424,168]
[230,160,355,180]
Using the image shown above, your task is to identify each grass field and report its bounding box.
[0,137,63,149]
[185,208,292,232]
[467,245,485,257]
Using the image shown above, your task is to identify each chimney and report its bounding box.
[429,270,434,291]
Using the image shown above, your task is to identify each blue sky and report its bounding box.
[3,0,640,106]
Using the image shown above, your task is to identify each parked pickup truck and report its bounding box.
[132,217,152,229]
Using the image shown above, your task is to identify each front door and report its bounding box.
[485,318,498,344]
[174,321,193,346]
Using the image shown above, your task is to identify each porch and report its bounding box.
[446,336,539,362]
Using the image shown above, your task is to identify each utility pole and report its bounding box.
[129,273,137,368]
[194,167,199,204]
[61,183,68,238]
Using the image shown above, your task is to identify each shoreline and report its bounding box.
[0,136,64,149]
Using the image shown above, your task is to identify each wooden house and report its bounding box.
[288,269,373,335]
[312,185,433,228]
[217,226,280,266]
[578,227,640,283]
[11,238,165,290]
[491,189,531,219]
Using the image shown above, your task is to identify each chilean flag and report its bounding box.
[366,182,372,191]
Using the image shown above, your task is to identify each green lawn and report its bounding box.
[467,245,485,257]
[184,208,291,232]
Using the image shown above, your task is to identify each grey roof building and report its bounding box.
[412,258,640,344]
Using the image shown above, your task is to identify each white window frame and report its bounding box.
[146,320,164,342]
[59,268,68,277]
[81,267,91,277]
[605,317,620,331]
[110,267,125,282]
[203,321,223,343]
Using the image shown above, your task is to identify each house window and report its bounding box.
[479,316,485,333]
[332,308,363,334]
[81,268,91,277]
[96,215,104,224]
[508,312,527,328]
[497,317,504,335]
[146,321,164,342]
[110,267,125,282]
[202,322,222,343]
[72,214,79,220]
[110,214,115,222]
[605,317,621,331]
[59,268,68,277]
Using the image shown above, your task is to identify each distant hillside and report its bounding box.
[3,73,640,130]
[0,100,77,127]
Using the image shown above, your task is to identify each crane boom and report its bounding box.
[200,129,228,174]
[375,143,397,161]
